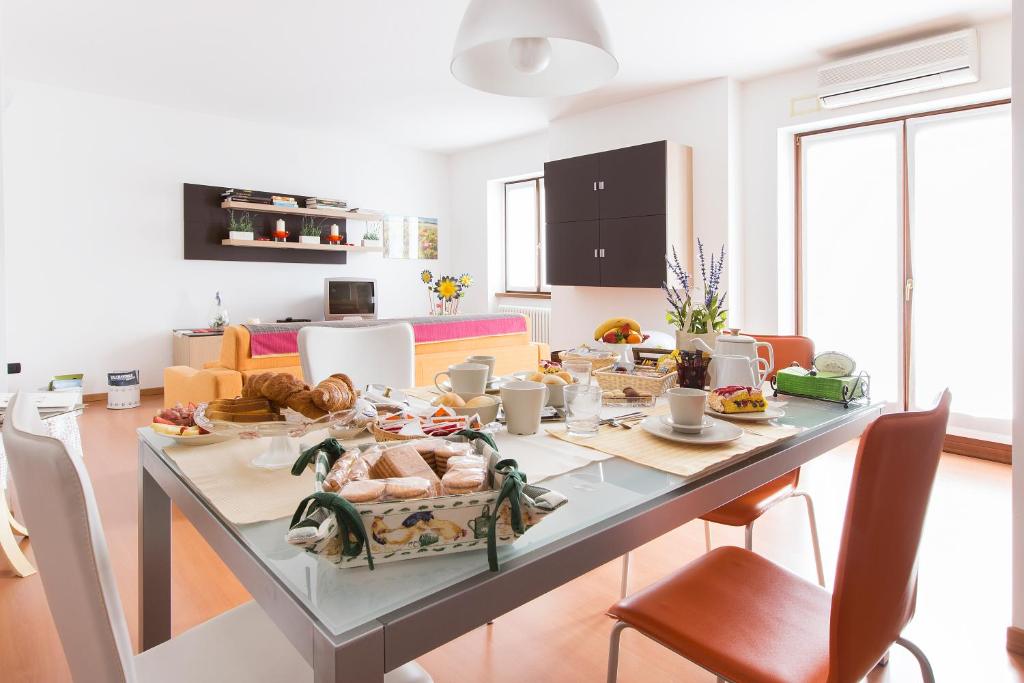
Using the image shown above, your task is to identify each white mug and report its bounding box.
[499,380,548,435]
[435,362,489,399]
[465,355,496,381]
[667,387,707,427]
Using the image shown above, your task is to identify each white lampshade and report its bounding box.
[451,0,618,97]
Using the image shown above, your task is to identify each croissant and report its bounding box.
[286,390,328,420]
[262,373,308,405]
[242,372,273,398]
[311,379,353,412]
[328,373,356,396]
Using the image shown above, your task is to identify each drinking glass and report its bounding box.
[562,360,593,386]
[564,384,602,437]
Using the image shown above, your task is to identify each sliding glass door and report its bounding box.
[798,102,1011,439]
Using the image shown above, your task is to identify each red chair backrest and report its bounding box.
[750,334,814,381]
[827,390,951,682]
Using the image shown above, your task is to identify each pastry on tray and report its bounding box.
[707,385,767,414]
[240,371,358,418]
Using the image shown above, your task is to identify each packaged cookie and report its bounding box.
[434,442,474,475]
[441,467,487,495]
[444,454,487,472]
[381,476,435,501]
[370,444,441,494]
[322,450,370,492]
[338,479,386,503]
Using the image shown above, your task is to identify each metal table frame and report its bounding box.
[138,404,881,681]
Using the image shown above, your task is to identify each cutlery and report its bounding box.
[600,411,643,426]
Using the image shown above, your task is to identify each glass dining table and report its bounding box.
[137,396,882,682]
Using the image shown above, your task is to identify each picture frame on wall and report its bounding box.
[383,215,438,260]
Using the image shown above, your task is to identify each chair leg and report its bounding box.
[0,488,35,577]
[744,521,753,550]
[896,636,936,683]
[9,514,28,538]
[703,520,712,553]
[619,553,631,598]
[607,621,630,683]
[793,491,826,587]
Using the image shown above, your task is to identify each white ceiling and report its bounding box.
[2,0,1009,153]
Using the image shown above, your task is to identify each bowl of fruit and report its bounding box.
[150,403,234,446]
[594,317,650,362]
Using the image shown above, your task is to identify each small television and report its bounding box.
[324,278,377,320]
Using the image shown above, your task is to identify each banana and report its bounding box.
[593,317,641,340]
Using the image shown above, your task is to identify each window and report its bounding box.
[796,100,1011,439]
[504,177,548,294]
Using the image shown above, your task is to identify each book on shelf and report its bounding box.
[227,196,273,205]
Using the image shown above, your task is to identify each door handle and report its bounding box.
[598,181,605,190]
[594,249,599,258]
[593,181,598,191]
[599,248,606,258]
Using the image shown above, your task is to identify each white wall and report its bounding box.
[447,132,548,313]
[545,77,736,349]
[2,80,451,394]
[740,17,1013,333]
[1010,0,1023,636]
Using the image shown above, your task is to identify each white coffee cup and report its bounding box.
[465,355,497,381]
[435,362,489,399]
[667,387,707,427]
[499,380,548,435]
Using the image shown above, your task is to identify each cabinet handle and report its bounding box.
[594,249,599,258]
[599,248,606,258]
[598,181,605,190]
[593,181,598,191]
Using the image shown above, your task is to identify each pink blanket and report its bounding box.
[245,314,528,358]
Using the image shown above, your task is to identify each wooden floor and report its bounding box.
[1,396,1021,682]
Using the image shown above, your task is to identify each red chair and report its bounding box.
[619,335,823,598]
[607,390,951,683]
[701,334,824,586]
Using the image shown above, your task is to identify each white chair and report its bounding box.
[1,392,431,682]
[299,323,416,389]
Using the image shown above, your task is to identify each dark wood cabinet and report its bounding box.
[546,220,600,286]
[598,142,667,219]
[599,215,667,288]
[543,141,692,288]
[543,153,599,223]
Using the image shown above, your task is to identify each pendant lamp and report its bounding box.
[450,0,618,97]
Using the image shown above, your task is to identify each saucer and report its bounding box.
[660,414,713,434]
[640,416,743,445]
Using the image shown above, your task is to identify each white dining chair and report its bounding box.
[299,323,416,389]
[1,392,431,682]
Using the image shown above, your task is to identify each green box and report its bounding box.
[774,367,866,402]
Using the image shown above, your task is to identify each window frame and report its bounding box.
[503,176,549,297]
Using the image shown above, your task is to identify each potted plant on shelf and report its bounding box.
[362,223,382,248]
[299,216,325,245]
[663,240,728,351]
[227,210,254,241]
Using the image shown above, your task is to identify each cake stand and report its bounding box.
[195,400,376,470]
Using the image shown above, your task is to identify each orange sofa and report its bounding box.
[163,320,549,408]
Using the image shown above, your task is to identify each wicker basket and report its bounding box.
[559,350,619,372]
[594,369,678,397]
[371,423,422,442]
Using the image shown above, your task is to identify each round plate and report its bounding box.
[659,414,714,434]
[640,415,742,445]
[437,377,506,395]
[705,406,785,422]
[149,427,234,447]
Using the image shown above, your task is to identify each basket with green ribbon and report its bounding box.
[285,431,567,570]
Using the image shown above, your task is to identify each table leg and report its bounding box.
[139,446,171,651]
[314,624,385,683]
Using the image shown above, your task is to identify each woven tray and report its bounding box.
[594,369,678,397]
[559,350,618,372]
[371,423,423,442]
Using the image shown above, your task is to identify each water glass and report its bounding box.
[562,360,593,386]
[564,384,602,437]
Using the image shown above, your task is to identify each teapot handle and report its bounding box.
[754,357,771,386]
[754,342,774,378]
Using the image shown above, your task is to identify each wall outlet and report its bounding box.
[7,362,21,375]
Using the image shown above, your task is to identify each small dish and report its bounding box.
[149,427,233,447]
[659,414,714,434]
[639,415,742,445]
[704,406,786,422]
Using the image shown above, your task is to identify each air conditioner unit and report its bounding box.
[817,29,978,109]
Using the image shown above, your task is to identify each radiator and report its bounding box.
[498,304,551,344]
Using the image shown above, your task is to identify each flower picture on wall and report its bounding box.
[382,215,439,260]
